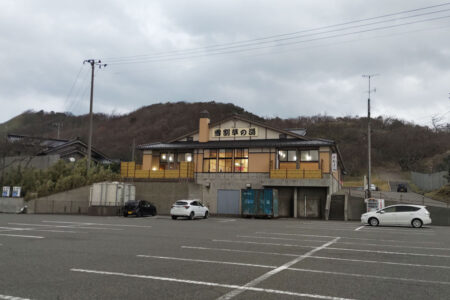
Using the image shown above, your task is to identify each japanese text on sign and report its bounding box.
[212,127,258,137]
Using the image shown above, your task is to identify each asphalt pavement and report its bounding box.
[1,214,450,300]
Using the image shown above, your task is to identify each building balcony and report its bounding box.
[270,169,322,179]
[121,162,194,180]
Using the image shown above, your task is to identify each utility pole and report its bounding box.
[362,74,378,199]
[131,138,136,162]
[53,122,63,139]
[83,59,107,170]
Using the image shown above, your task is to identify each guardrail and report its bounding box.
[270,169,322,179]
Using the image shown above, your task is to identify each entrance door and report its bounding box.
[217,190,240,215]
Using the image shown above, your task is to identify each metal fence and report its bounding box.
[411,171,449,192]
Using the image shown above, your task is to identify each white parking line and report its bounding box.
[182,245,450,269]
[286,225,435,235]
[0,233,44,239]
[0,294,32,300]
[213,239,450,258]
[42,221,152,228]
[8,223,122,231]
[217,219,236,223]
[1,225,77,233]
[136,254,450,286]
[239,235,450,251]
[256,232,441,245]
[137,255,275,268]
[354,226,364,231]
[288,267,450,286]
[70,268,353,300]
[216,237,340,300]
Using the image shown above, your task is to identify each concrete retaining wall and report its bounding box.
[0,197,25,213]
[134,182,202,215]
[28,186,90,214]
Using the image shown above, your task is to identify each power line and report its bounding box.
[106,13,450,65]
[105,2,450,62]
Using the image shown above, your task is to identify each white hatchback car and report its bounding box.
[361,204,431,228]
[170,200,209,220]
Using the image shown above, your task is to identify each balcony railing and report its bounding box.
[270,169,322,179]
[121,162,195,179]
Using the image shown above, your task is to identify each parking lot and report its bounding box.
[0,214,450,300]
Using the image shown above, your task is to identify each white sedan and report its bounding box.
[361,204,431,228]
[170,200,209,220]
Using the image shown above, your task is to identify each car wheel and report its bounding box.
[123,213,128,217]
[171,215,177,220]
[412,218,423,228]
[189,211,195,220]
[369,217,379,226]
[152,209,156,216]
[203,211,208,219]
[138,210,143,217]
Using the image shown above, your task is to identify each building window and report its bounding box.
[177,153,193,162]
[234,149,248,173]
[278,150,297,162]
[203,149,217,172]
[218,149,233,172]
[160,153,174,163]
[300,150,318,162]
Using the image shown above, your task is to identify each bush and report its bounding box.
[0,158,120,200]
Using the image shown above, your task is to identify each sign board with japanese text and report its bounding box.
[2,186,11,197]
[331,153,338,171]
[12,186,21,197]
[212,127,258,138]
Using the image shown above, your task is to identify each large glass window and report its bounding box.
[160,153,174,163]
[177,153,193,162]
[218,149,233,172]
[234,149,248,173]
[279,150,297,162]
[300,150,318,162]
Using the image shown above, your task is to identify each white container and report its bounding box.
[89,182,135,207]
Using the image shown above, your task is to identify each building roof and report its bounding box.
[166,114,310,143]
[137,139,334,150]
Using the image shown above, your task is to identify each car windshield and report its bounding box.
[125,201,138,208]
[175,201,188,205]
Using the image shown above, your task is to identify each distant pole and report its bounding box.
[131,138,136,162]
[83,59,107,170]
[362,74,378,199]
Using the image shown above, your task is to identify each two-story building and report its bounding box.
[124,111,345,218]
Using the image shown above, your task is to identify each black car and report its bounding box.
[123,200,157,217]
[397,183,408,193]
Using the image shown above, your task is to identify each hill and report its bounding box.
[1,102,449,176]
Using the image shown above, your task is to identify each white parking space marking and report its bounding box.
[217,219,236,223]
[8,223,122,231]
[182,246,299,257]
[137,255,276,268]
[286,225,435,235]
[136,253,450,286]
[182,245,450,269]
[70,268,354,300]
[0,294,32,300]
[256,232,441,245]
[42,221,152,228]
[354,226,364,231]
[239,235,450,251]
[216,237,340,300]
[0,233,44,239]
[1,225,78,233]
[308,256,450,270]
[213,239,450,258]
[287,267,450,286]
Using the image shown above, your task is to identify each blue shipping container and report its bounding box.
[241,188,278,218]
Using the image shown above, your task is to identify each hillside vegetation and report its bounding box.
[1,102,449,176]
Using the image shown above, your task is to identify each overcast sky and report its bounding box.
[1,0,449,127]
